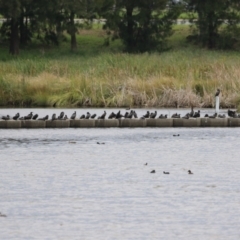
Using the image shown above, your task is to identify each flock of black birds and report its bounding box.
[147,165,193,175]
[1,108,239,121]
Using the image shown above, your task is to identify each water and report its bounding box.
[0,109,240,239]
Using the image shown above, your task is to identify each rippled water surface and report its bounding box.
[0,109,240,240]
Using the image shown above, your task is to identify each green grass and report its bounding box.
[1,25,240,108]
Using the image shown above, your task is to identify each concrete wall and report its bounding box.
[21,120,46,128]
[0,120,21,128]
[95,119,119,128]
[70,119,95,128]
[201,118,228,127]
[228,118,240,127]
[119,119,146,127]
[46,120,70,128]
[147,119,173,127]
[1,118,240,128]
[173,118,201,127]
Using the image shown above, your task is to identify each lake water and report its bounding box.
[0,108,240,239]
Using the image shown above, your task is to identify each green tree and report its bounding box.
[0,0,21,55]
[186,0,240,49]
[103,0,181,52]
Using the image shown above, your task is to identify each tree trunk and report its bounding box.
[207,11,217,49]
[126,5,134,51]
[70,11,77,51]
[9,18,19,55]
[19,11,28,46]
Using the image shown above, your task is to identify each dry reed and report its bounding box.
[0,49,240,108]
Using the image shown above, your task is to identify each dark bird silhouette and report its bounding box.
[144,163,148,165]
[24,112,33,120]
[38,115,48,121]
[86,112,91,119]
[189,106,194,117]
[13,113,20,120]
[80,114,85,119]
[171,113,180,118]
[90,114,96,119]
[209,113,217,118]
[71,111,76,120]
[204,114,209,117]
[143,111,150,118]
[218,114,226,118]
[52,113,57,121]
[228,109,236,118]
[0,212,7,217]
[215,89,220,97]
[188,170,193,174]
[115,111,122,119]
[163,171,170,174]
[133,111,138,118]
[1,115,10,120]
[159,114,167,119]
[126,110,134,119]
[108,112,116,119]
[150,170,156,173]
[193,110,200,118]
[58,112,64,119]
[64,115,68,120]
[32,114,38,120]
[173,134,180,137]
[99,111,106,119]
[150,111,157,119]
[182,113,190,119]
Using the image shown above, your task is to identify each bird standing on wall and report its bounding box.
[71,111,76,120]
[52,113,57,121]
[13,113,20,120]
[58,112,64,119]
[215,89,220,97]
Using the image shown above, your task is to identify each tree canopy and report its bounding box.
[0,0,240,55]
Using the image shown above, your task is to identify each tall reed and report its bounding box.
[1,30,240,108]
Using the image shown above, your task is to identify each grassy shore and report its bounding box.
[1,25,240,109]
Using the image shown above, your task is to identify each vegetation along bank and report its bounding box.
[0,1,240,109]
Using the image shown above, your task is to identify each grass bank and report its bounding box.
[1,26,240,108]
